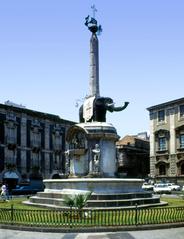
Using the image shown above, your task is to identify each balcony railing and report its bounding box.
[6,136,17,149]
[31,139,41,147]
[53,143,62,151]
[31,140,41,152]
[156,147,168,154]
[6,136,17,144]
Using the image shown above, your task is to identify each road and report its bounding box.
[1,227,184,239]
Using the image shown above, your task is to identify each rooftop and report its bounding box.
[147,97,184,111]
[0,102,75,125]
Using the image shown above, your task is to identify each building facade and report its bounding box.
[147,97,184,184]
[0,102,75,186]
[116,133,150,178]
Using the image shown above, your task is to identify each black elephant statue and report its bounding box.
[79,97,129,123]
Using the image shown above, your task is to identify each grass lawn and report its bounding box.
[0,196,48,210]
[161,195,184,207]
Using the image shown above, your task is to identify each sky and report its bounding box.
[0,0,184,138]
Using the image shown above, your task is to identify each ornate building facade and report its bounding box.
[0,102,75,186]
[147,97,184,184]
[116,133,150,178]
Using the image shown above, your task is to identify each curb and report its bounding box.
[0,222,184,233]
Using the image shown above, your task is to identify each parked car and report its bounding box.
[166,183,181,191]
[182,186,184,192]
[12,185,44,195]
[142,182,154,191]
[153,184,172,194]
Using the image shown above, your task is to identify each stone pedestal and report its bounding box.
[28,178,165,209]
[66,122,119,178]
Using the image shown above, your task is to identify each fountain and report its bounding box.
[28,8,163,208]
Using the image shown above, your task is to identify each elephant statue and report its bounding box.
[79,97,129,123]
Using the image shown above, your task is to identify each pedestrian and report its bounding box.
[1,183,8,201]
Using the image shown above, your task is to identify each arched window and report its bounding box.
[159,164,166,175]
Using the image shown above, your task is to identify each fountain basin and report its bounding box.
[43,178,144,194]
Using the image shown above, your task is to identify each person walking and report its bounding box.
[1,183,8,201]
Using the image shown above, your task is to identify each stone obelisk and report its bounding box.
[89,31,99,97]
[85,9,102,98]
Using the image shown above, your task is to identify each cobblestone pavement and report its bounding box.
[1,227,184,239]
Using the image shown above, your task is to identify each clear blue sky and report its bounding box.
[0,1,184,137]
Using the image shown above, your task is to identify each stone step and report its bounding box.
[36,191,152,200]
[29,195,160,208]
[30,196,65,207]
[86,197,160,207]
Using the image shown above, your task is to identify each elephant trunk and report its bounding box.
[106,101,129,112]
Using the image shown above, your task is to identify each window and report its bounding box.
[32,152,39,167]
[7,127,16,144]
[179,105,184,117]
[159,164,166,175]
[31,132,41,147]
[180,134,184,148]
[54,153,60,169]
[158,110,165,122]
[158,137,166,151]
[54,135,62,151]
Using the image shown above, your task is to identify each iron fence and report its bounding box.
[0,205,184,228]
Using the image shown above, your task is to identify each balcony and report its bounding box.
[156,147,168,155]
[177,144,184,152]
[53,143,62,152]
[31,140,41,152]
[6,136,17,149]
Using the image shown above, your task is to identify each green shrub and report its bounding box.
[63,191,92,209]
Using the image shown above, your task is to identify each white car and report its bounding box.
[182,186,184,192]
[166,183,180,191]
[153,184,172,194]
[142,183,154,191]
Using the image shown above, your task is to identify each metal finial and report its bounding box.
[85,5,102,34]
[91,4,97,18]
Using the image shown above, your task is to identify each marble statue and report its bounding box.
[92,144,101,173]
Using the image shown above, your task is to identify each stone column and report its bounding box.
[44,121,51,178]
[20,116,27,174]
[169,110,176,176]
[149,119,155,157]
[170,111,176,154]
[149,117,156,177]
[169,155,177,176]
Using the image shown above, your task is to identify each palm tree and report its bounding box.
[63,194,75,209]
[63,191,92,218]
[74,191,92,210]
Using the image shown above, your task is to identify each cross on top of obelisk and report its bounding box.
[91,4,97,18]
